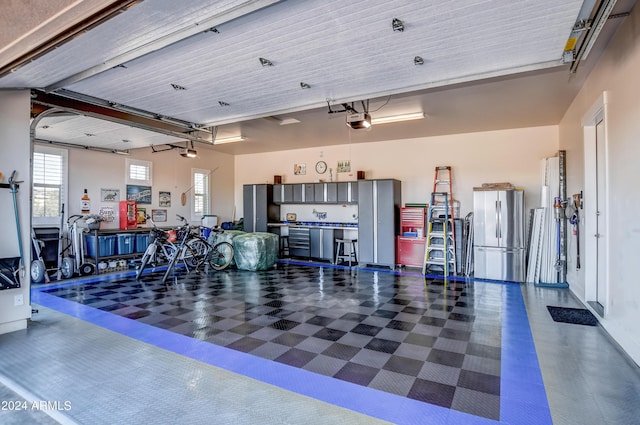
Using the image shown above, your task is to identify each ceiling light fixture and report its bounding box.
[371,112,425,125]
[259,57,273,66]
[170,83,187,91]
[392,18,405,32]
[279,118,300,125]
[218,101,230,107]
[214,135,246,144]
[300,82,311,89]
[414,56,424,65]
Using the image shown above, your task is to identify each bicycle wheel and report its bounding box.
[136,244,156,279]
[184,237,209,268]
[209,241,234,270]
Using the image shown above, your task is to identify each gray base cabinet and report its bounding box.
[357,179,401,269]
[289,227,310,257]
[310,228,343,262]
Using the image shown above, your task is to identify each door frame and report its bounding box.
[582,92,610,316]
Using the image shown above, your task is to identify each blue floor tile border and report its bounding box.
[32,266,551,425]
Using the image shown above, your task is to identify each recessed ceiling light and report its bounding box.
[259,57,273,67]
[392,18,405,32]
[279,118,300,125]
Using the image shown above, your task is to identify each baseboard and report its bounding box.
[0,318,27,335]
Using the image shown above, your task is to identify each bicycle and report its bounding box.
[186,226,234,271]
[136,215,233,281]
[136,214,193,280]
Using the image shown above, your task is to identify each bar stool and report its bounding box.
[279,235,289,257]
[335,238,358,267]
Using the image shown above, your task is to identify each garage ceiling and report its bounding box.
[0,0,634,154]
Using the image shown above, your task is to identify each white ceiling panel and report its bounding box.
[55,0,583,126]
[0,0,281,88]
[4,0,630,155]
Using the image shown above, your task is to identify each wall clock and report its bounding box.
[315,160,327,174]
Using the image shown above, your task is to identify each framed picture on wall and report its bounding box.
[337,160,351,173]
[159,191,171,207]
[100,188,120,202]
[294,163,306,175]
[126,185,152,204]
[137,208,147,225]
[151,209,167,222]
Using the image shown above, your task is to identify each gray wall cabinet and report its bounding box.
[272,182,358,204]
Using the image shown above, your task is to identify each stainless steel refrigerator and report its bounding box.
[473,189,525,281]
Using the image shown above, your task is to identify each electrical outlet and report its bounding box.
[14,294,24,306]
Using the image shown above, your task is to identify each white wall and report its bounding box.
[62,145,235,228]
[0,91,32,333]
[559,6,640,365]
[234,126,559,218]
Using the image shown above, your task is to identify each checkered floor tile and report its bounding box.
[42,264,504,420]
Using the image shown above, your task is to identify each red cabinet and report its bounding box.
[396,207,426,267]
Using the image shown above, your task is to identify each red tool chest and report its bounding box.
[396,207,426,267]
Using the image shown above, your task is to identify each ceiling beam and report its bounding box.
[0,0,143,78]
[31,89,214,144]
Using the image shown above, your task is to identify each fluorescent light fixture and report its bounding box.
[371,112,425,125]
[214,135,246,144]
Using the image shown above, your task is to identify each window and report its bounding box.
[192,169,210,220]
[33,146,67,226]
[126,158,152,186]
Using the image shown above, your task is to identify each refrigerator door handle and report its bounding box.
[498,200,502,239]
[495,200,500,239]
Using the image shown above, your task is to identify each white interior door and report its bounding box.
[582,93,609,316]
[595,117,607,308]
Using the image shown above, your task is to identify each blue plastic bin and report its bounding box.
[84,235,116,257]
[116,233,135,255]
[135,233,150,253]
[200,227,212,239]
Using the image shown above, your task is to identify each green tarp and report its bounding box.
[232,232,279,271]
